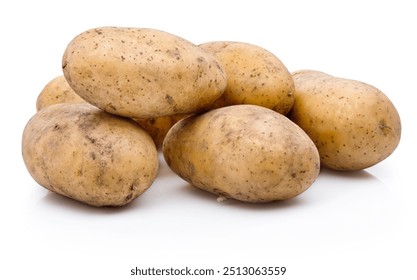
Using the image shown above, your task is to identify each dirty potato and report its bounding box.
[163,104,320,202]
[35,75,188,148]
[62,27,227,118]
[289,70,401,171]
[199,41,294,114]
[22,103,159,207]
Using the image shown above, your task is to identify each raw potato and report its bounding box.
[35,75,187,148]
[163,105,320,202]
[289,70,401,171]
[62,27,227,119]
[133,116,176,149]
[133,114,189,149]
[22,103,159,207]
[199,41,294,114]
[36,75,85,111]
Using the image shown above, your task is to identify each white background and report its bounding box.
[1,0,416,279]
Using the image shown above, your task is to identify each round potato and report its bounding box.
[163,104,320,202]
[199,41,294,114]
[62,27,227,118]
[289,70,401,171]
[22,103,159,207]
[36,75,85,111]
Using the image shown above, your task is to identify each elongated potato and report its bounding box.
[163,105,320,202]
[199,41,294,114]
[289,70,401,171]
[35,75,188,148]
[62,27,227,118]
[22,103,159,207]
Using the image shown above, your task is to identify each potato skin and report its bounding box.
[199,41,294,114]
[22,103,159,207]
[35,75,187,148]
[133,114,189,149]
[36,75,85,111]
[62,27,227,118]
[163,105,320,202]
[289,70,401,171]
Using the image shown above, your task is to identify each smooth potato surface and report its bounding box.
[163,105,320,202]
[62,27,227,118]
[22,103,159,207]
[133,114,189,149]
[199,41,294,114]
[289,70,401,170]
[36,75,85,111]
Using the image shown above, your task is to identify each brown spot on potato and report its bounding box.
[165,94,175,105]
[197,56,205,63]
[379,119,392,135]
[124,193,133,202]
[90,152,96,160]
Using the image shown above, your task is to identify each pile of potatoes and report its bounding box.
[22,26,401,207]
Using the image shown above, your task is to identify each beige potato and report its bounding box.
[133,114,189,149]
[62,27,227,118]
[163,104,320,202]
[199,41,294,114]
[289,70,401,171]
[35,75,187,148]
[22,103,159,207]
[36,75,85,111]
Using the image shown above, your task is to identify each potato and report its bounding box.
[133,116,175,150]
[163,104,320,202]
[35,75,188,148]
[22,103,159,207]
[62,27,227,119]
[133,114,189,149]
[289,70,401,171]
[36,75,85,111]
[199,41,294,114]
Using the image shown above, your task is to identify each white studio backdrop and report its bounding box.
[1,1,416,279]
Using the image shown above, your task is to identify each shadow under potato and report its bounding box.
[38,167,381,213]
[179,182,307,211]
[40,190,144,214]
[318,167,381,182]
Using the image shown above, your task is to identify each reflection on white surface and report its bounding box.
[25,154,402,263]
